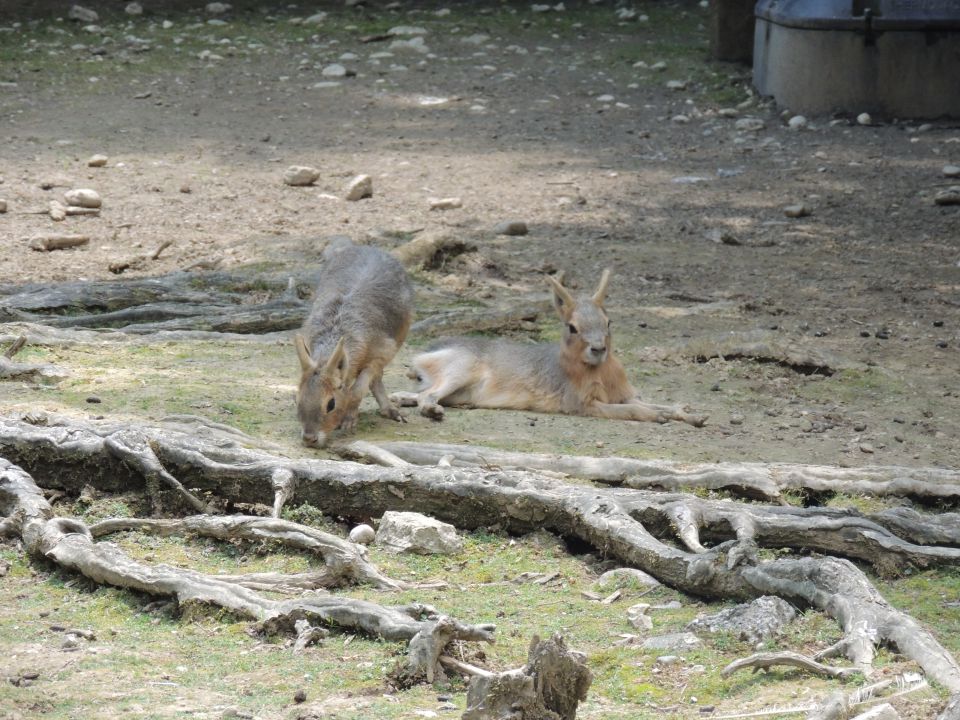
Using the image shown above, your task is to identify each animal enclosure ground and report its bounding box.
[1,1,959,719]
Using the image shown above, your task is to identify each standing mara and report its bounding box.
[392,269,706,427]
[295,238,414,447]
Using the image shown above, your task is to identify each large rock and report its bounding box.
[596,567,660,590]
[375,511,463,555]
[686,595,796,644]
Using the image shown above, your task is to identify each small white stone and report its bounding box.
[205,2,231,14]
[718,107,738,118]
[428,197,462,210]
[322,64,347,78]
[857,112,872,126]
[303,12,327,25]
[934,186,960,206]
[283,166,320,187]
[735,117,765,132]
[68,5,98,23]
[671,114,690,124]
[666,79,687,91]
[943,165,960,178]
[345,174,373,201]
[64,188,102,208]
[531,3,551,12]
[124,2,143,16]
[783,203,810,218]
[390,36,429,54]
[87,154,108,167]
[349,524,376,544]
[650,61,667,71]
[162,20,174,29]
[596,94,614,103]
[788,115,808,130]
[388,25,428,35]
[494,220,528,236]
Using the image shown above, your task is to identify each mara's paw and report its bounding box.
[419,403,445,421]
[390,391,419,407]
[382,405,407,423]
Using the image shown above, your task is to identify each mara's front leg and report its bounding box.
[588,399,707,427]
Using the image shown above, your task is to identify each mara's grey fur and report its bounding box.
[391,270,706,427]
[295,238,414,447]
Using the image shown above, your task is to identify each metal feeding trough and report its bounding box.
[753,0,960,118]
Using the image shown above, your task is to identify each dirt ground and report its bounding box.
[3,0,958,471]
[0,2,959,718]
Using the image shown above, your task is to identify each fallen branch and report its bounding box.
[3,335,27,359]
[721,651,860,679]
[411,301,550,338]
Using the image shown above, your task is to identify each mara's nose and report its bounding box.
[301,431,327,448]
[590,345,607,357]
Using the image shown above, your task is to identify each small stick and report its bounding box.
[3,336,27,359]
[151,239,173,260]
[29,235,90,252]
[438,655,494,678]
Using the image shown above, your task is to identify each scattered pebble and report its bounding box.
[787,115,808,131]
[345,174,373,201]
[87,154,108,168]
[783,204,810,218]
[293,689,307,704]
[494,220,528,236]
[656,655,681,665]
[429,197,462,210]
[943,165,960,178]
[671,114,690,124]
[64,188,102,208]
[875,328,891,339]
[859,443,875,454]
[68,5,98,23]
[349,524,375,544]
[303,12,327,25]
[596,94,615,103]
[666,79,687,91]
[179,183,191,194]
[718,108,738,118]
[735,117,765,132]
[283,166,320,187]
[857,112,872,126]
[86,396,102,404]
[125,2,143,15]
[650,61,667,71]
[729,414,744,426]
[390,36,429,53]
[853,422,867,432]
[934,186,960,206]
[205,2,231,14]
[321,64,348,78]
[0,199,6,213]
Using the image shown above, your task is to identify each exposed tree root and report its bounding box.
[1,412,958,717]
[372,440,960,504]
[0,457,494,679]
[88,514,405,590]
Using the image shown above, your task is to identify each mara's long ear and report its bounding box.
[592,268,612,307]
[546,274,576,321]
[322,337,349,389]
[295,334,317,372]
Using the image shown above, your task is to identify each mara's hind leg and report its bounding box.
[390,350,475,421]
[370,375,405,422]
[589,400,707,427]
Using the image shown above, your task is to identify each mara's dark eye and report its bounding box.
[567,324,578,335]
[326,398,336,413]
